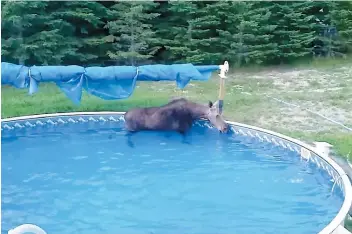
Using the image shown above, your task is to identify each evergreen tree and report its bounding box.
[184,1,223,64]
[250,1,279,65]
[216,2,249,66]
[149,0,171,63]
[1,1,73,65]
[156,1,198,64]
[201,1,230,64]
[105,1,160,66]
[51,1,109,65]
[297,1,332,57]
[216,1,277,66]
[1,1,109,66]
[1,1,352,67]
[268,1,316,64]
[330,1,352,55]
[156,1,224,64]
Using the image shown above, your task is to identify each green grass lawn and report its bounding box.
[2,58,352,159]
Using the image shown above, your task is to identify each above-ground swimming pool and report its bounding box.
[2,112,352,234]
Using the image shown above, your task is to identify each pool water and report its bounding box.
[2,121,344,234]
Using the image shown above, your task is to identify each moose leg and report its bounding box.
[125,131,136,148]
[164,131,173,139]
[178,129,192,145]
[181,133,191,145]
[179,120,193,145]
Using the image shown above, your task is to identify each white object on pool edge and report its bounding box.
[314,141,333,158]
[334,225,352,234]
[8,224,46,234]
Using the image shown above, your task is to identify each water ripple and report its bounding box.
[1,128,344,234]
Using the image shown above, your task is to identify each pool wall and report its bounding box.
[2,112,352,234]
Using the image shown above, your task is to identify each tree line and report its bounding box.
[1,1,352,67]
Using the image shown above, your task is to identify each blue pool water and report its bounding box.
[2,119,344,234]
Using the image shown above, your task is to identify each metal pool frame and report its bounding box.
[2,111,352,234]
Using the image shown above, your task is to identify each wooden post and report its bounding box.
[218,61,229,115]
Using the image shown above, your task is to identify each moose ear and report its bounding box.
[208,101,213,108]
[212,100,219,109]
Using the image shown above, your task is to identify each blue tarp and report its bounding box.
[1,62,220,104]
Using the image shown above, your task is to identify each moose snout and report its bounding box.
[219,124,229,133]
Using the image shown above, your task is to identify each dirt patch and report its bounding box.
[235,65,352,133]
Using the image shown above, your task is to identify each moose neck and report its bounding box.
[189,102,209,119]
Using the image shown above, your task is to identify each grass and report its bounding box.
[282,131,352,159]
[1,57,352,160]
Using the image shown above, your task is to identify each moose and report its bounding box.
[124,97,229,147]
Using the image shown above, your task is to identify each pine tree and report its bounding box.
[2,1,352,67]
[105,1,160,66]
[2,1,50,65]
[216,1,277,66]
[216,2,249,66]
[184,1,223,64]
[296,1,332,57]
[148,0,171,63]
[156,1,198,64]
[250,1,279,65]
[51,1,110,65]
[155,1,223,64]
[268,1,316,64]
[200,1,230,64]
[1,1,77,65]
[330,1,352,55]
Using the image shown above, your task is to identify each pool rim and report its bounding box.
[2,111,352,234]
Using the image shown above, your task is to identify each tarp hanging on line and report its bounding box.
[1,62,220,104]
